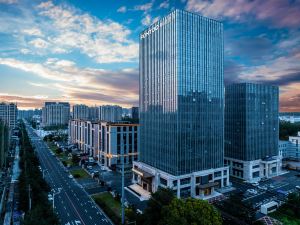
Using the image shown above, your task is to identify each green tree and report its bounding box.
[142,188,175,225]
[160,198,222,225]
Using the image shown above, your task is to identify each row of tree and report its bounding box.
[279,121,300,140]
[125,188,222,225]
[18,122,59,225]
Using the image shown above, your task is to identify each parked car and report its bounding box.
[69,174,73,179]
[247,189,258,195]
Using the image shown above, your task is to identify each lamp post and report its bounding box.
[52,188,62,211]
[42,169,48,179]
[108,150,125,224]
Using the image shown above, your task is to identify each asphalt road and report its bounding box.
[25,123,112,225]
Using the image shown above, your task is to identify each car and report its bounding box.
[69,174,73,179]
[295,185,300,190]
[247,189,258,195]
[252,182,259,187]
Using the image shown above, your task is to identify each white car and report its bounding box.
[247,189,258,195]
[69,174,73,179]
[252,182,259,187]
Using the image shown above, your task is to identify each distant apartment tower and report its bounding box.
[131,107,139,120]
[72,104,89,120]
[132,10,229,200]
[69,119,139,169]
[99,105,122,122]
[18,109,42,120]
[88,106,99,121]
[0,120,9,168]
[42,102,70,127]
[0,102,18,128]
[225,83,281,182]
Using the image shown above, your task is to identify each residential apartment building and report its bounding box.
[131,107,139,120]
[225,83,281,182]
[99,105,122,122]
[132,10,229,200]
[18,109,42,120]
[69,119,139,169]
[88,106,99,121]
[72,104,89,120]
[0,102,18,128]
[0,120,9,168]
[42,102,70,127]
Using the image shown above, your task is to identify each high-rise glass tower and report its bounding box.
[224,83,280,181]
[139,10,224,175]
[132,10,229,199]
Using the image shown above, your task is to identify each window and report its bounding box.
[214,171,221,177]
[160,178,167,186]
[117,127,120,132]
[181,178,190,185]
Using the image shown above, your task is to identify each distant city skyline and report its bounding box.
[0,0,300,111]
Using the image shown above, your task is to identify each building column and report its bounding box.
[177,179,181,198]
[191,174,195,197]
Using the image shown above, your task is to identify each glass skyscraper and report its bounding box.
[139,10,224,176]
[224,83,280,181]
[225,83,279,161]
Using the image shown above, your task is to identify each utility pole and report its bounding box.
[121,140,125,224]
[29,184,31,210]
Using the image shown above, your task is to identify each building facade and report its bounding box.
[131,107,139,120]
[225,83,281,182]
[0,102,17,128]
[0,120,9,168]
[72,104,89,120]
[69,119,139,169]
[99,105,122,122]
[132,10,229,200]
[88,106,99,121]
[279,132,300,161]
[42,102,70,127]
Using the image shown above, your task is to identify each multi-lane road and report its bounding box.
[25,123,112,225]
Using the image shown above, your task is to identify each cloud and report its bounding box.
[0,58,139,108]
[29,38,49,48]
[133,2,153,12]
[117,6,127,13]
[22,28,43,36]
[0,0,17,4]
[159,1,169,9]
[0,1,138,63]
[141,15,152,26]
[186,0,300,28]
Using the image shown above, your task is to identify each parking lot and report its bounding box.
[230,171,300,210]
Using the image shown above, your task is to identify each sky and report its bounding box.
[0,0,300,111]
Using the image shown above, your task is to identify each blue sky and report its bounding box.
[0,0,300,111]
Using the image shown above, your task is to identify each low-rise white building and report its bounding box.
[132,161,229,200]
[279,132,300,161]
[224,156,282,182]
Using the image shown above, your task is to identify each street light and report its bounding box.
[42,169,48,179]
[52,188,62,212]
[107,149,125,224]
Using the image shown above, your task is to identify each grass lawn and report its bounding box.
[92,192,121,221]
[70,168,90,179]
